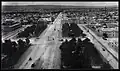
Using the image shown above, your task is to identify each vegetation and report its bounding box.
[62,23,69,37]
[17,22,47,38]
[51,17,55,22]
[62,22,83,37]
[17,25,36,38]
[1,38,30,69]
[103,32,108,38]
[60,37,111,69]
[34,23,47,37]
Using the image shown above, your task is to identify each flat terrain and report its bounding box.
[14,13,63,69]
[5,12,118,69]
[78,24,118,69]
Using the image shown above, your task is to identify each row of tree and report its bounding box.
[62,22,83,37]
[60,37,92,69]
[59,36,111,69]
[62,22,69,37]
[1,38,30,69]
[17,25,36,37]
[17,22,47,38]
[34,23,47,37]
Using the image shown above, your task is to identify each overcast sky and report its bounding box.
[2,2,118,6]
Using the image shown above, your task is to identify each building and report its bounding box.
[99,28,118,38]
[106,23,118,28]
[2,19,22,32]
[41,17,52,22]
[107,38,118,52]
[67,18,76,24]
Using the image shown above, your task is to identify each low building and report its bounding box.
[107,38,118,52]
[38,17,51,22]
[61,20,68,24]
[112,16,118,19]
[3,23,22,32]
[99,28,118,38]
[2,19,22,32]
[106,23,118,28]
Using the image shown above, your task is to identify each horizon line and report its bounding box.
[2,4,118,7]
[2,2,118,7]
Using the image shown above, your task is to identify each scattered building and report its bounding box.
[99,28,118,38]
[107,38,118,52]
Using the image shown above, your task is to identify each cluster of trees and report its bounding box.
[62,22,83,37]
[17,22,47,38]
[62,23,69,37]
[69,23,83,37]
[17,25,36,37]
[1,38,30,69]
[59,37,91,69]
[59,37,110,69]
[34,23,47,37]
[102,32,108,40]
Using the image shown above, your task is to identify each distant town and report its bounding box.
[1,2,118,69]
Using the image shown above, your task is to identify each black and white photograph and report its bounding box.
[1,1,119,69]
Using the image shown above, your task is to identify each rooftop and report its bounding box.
[100,27,118,31]
[107,38,118,42]
[5,19,15,22]
[9,23,21,28]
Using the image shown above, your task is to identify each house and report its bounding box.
[99,28,118,38]
[107,38,118,52]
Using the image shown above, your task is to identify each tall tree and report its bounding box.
[25,38,30,45]
[4,39,12,57]
[11,41,18,52]
[17,39,25,50]
[103,32,108,38]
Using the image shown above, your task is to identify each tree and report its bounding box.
[11,41,18,52]
[103,32,108,38]
[2,43,6,54]
[25,38,30,45]
[68,37,76,52]
[82,38,91,46]
[78,38,82,43]
[17,39,25,50]
[91,26,95,29]
[82,33,86,38]
[51,17,54,22]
